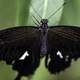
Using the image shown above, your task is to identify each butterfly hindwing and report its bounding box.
[0,26,41,79]
[45,26,80,73]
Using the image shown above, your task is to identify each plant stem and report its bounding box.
[42,0,48,19]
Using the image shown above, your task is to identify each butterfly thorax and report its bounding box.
[40,19,48,29]
[40,19,48,56]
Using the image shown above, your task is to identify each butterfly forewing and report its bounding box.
[0,26,41,77]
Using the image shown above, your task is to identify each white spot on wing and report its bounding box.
[57,51,63,59]
[19,51,29,60]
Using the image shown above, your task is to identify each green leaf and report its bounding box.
[60,0,80,26]
[27,0,64,26]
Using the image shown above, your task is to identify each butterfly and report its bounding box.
[0,19,80,80]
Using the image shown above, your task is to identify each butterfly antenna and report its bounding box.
[32,16,39,26]
[47,1,66,20]
[32,15,41,25]
[31,4,42,19]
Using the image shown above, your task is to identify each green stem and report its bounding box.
[42,0,48,19]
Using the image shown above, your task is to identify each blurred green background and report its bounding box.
[0,0,80,80]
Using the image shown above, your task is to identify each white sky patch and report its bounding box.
[19,51,29,60]
[57,51,63,59]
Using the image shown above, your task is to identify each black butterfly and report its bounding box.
[0,19,80,80]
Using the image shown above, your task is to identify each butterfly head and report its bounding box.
[40,19,48,29]
[41,19,48,24]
